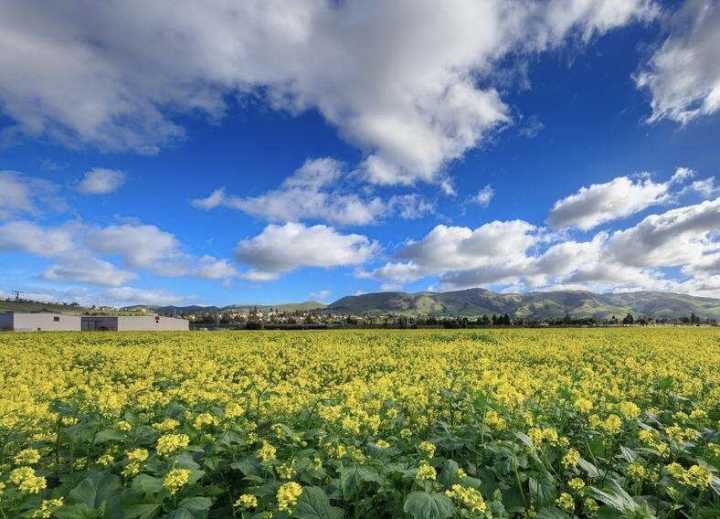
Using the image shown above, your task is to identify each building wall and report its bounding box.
[116,316,189,331]
[0,312,13,331]
[12,313,81,331]
[81,316,119,331]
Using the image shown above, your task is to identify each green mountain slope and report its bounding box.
[326,288,720,320]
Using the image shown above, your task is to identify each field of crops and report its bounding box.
[0,329,719,519]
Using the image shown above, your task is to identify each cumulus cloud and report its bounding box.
[370,220,540,285]
[0,220,75,256]
[103,286,189,306]
[470,185,495,207]
[42,256,137,287]
[0,1,656,185]
[76,168,126,194]
[0,171,64,219]
[0,285,189,307]
[0,220,237,285]
[605,197,720,269]
[368,195,720,297]
[235,222,378,281]
[636,0,720,124]
[547,174,676,230]
[192,158,432,225]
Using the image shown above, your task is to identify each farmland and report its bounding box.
[0,329,718,518]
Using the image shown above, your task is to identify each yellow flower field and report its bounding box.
[0,329,718,518]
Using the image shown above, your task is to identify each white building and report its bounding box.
[0,312,189,332]
[81,315,189,331]
[0,312,81,331]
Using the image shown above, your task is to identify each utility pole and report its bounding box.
[13,290,21,301]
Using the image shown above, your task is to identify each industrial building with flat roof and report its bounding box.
[0,312,189,332]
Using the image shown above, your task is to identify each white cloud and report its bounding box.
[42,256,137,287]
[470,185,495,207]
[192,158,432,225]
[103,286,189,306]
[368,196,720,297]
[547,174,674,230]
[636,0,720,124]
[235,222,378,281]
[0,171,64,219]
[0,1,656,185]
[370,220,540,285]
[0,220,75,256]
[606,197,720,269]
[85,223,181,269]
[0,220,237,285]
[76,168,126,194]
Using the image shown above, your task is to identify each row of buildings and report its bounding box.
[0,312,189,332]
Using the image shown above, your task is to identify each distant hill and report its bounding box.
[326,288,720,320]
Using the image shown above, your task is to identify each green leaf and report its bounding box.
[438,459,460,487]
[94,428,126,444]
[131,475,164,496]
[536,507,571,519]
[295,486,344,519]
[68,471,121,509]
[231,456,261,476]
[403,492,454,519]
[339,465,381,499]
[122,503,161,519]
[578,458,601,479]
[166,510,194,519]
[178,497,213,513]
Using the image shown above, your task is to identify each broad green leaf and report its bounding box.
[122,503,161,519]
[339,465,381,498]
[94,428,125,444]
[403,492,454,519]
[438,459,460,487]
[166,510,194,519]
[295,486,344,519]
[131,475,164,496]
[178,497,213,513]
[69,471,121,509]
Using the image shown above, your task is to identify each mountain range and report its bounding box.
[5,289,720,321]
[326,288,720,320]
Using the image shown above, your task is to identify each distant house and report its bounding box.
[0,312,189,332]
[81,315,189,331]
[0,312,81,331]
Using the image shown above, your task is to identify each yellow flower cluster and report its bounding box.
[445,484,487,513]
[156,433,190,456]
[9,467,47,494]
[234,494,258,509]
[31,498,64,518]
[415,461,437,481]
[163,468,191,495]
[277,481,303,511]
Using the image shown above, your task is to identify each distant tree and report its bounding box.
[622,313,634,325]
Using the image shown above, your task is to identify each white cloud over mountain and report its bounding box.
[235,222,378,281]
[369,194,720,297]
[0,0,657,186]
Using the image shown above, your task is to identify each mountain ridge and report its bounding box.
[326,288,720,320]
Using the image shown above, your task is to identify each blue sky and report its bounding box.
[1,0,720,307]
